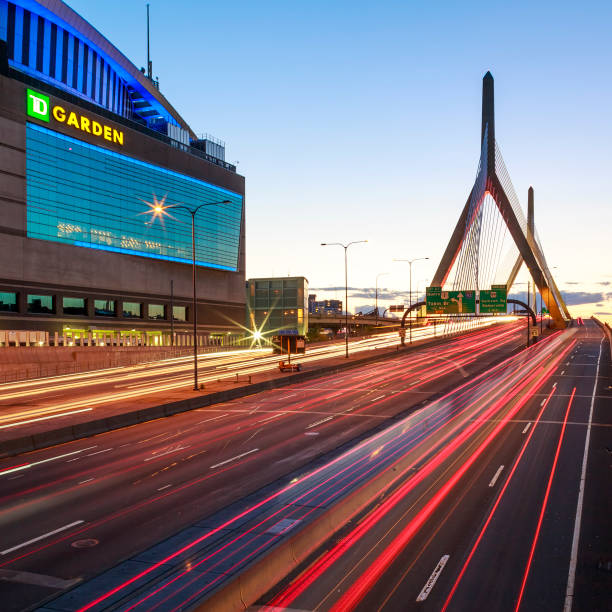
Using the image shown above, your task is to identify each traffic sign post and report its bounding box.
[479,284,507,314]
[426,287,476,315]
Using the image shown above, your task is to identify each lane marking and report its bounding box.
[0,407,93,430]
[416,554,450,601]
[522,422,532,434]
[209,448,259,469]
[86,448,112,456]
[370,395,386,402]
[157,484,172,491]
[1,520,84,555]
[143,446,189,462]
[565,339,603,612]
[78,478,94,485]
[488,465,505,487]
[0,447,97,477]
[560,370,565,376]
[198,413,230,425]
[306,416,334,429]
[257,412,286,424]
[540,399,547,407]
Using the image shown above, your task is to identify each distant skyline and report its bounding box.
[68,0,612,324]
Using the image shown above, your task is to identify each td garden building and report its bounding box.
[0,0,245,346]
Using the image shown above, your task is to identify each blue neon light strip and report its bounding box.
[27,122,242,198]
[73,241,236,271]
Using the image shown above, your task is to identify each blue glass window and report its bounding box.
[95,299,116,317]
[0,292,18,312]
[148,304,165,319]
[27,294,54,314]
[26,123,243,270]
[63,297,87,315]
[122,302,142,318]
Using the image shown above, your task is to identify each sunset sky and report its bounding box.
[69,0,612,324]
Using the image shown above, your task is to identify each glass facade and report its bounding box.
[63,297,87,315]
[94,299,116,317]
[27,294,54,314]
[0,292,18,312]
[26,123,243,271]
[148,304,165,320]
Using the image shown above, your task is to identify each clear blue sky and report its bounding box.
[68,0,612,321]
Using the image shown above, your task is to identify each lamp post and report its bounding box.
[375,272,390,327]
[393,257,429,344]
[146,198,230,390]
[321,240,368,358]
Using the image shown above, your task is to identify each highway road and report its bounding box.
[0,317,507,434]
[0,322,525,611]
[255,320,608,612]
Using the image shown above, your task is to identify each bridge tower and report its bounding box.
[431,72,569,328]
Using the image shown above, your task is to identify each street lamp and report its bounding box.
[321,240,368,358]
[375,272,390,326]
[146,198,231,390]
[393,257,429,344]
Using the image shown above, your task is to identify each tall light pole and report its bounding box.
[375,272,390,326]
[321,241,368,358]
[146,198,230,390]
[393,257,429,344]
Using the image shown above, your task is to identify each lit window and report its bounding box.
[0,292,18,313]
[63,297,87,316]
[172,305,187,321]
[27,294,55,314]
[122,302,142,318]
[95,299,116,316]
[148,304,165,319]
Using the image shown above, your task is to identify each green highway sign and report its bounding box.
[426,286,477,314]
[479,284,507,314]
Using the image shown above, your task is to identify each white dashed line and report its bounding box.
[209,448,259,469]
[522,422,532,434]
[306,416,334,429]
[78,478,94,485]
[488,465,505,487]
[1,520,84,555]
[416,555,450,601]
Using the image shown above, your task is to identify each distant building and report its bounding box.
[308,295,342,315]
[247,277,308,337]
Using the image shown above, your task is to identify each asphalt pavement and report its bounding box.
[253,320,610,612]
[0,322,525,611]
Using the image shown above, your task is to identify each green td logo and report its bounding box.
[26,89,50,122]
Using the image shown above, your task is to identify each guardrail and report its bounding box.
[593,317,612,363]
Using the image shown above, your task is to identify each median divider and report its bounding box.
[0,329,491,459]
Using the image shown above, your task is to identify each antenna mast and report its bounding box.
[146,3,152,79]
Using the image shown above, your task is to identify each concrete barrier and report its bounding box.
[196,409,430,612]
[593,317,612,364]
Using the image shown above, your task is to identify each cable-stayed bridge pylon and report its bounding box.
[431,72,569,329]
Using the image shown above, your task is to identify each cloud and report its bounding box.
[595,311,612,315]
[598,281,611,286]
[565,281,580,285]
[509,290,607,306]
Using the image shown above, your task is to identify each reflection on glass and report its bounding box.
[27,294,54,314]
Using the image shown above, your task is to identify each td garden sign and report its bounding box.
[26,89,124,146]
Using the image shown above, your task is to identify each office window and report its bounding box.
[94,299,116,317]
[148,304,165,320]
[172,306,186,322]
[123,302,142,318]
[26,123,243,271]
[63,297,87,315]
[0,292,18,312]
[27,294,54,314]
